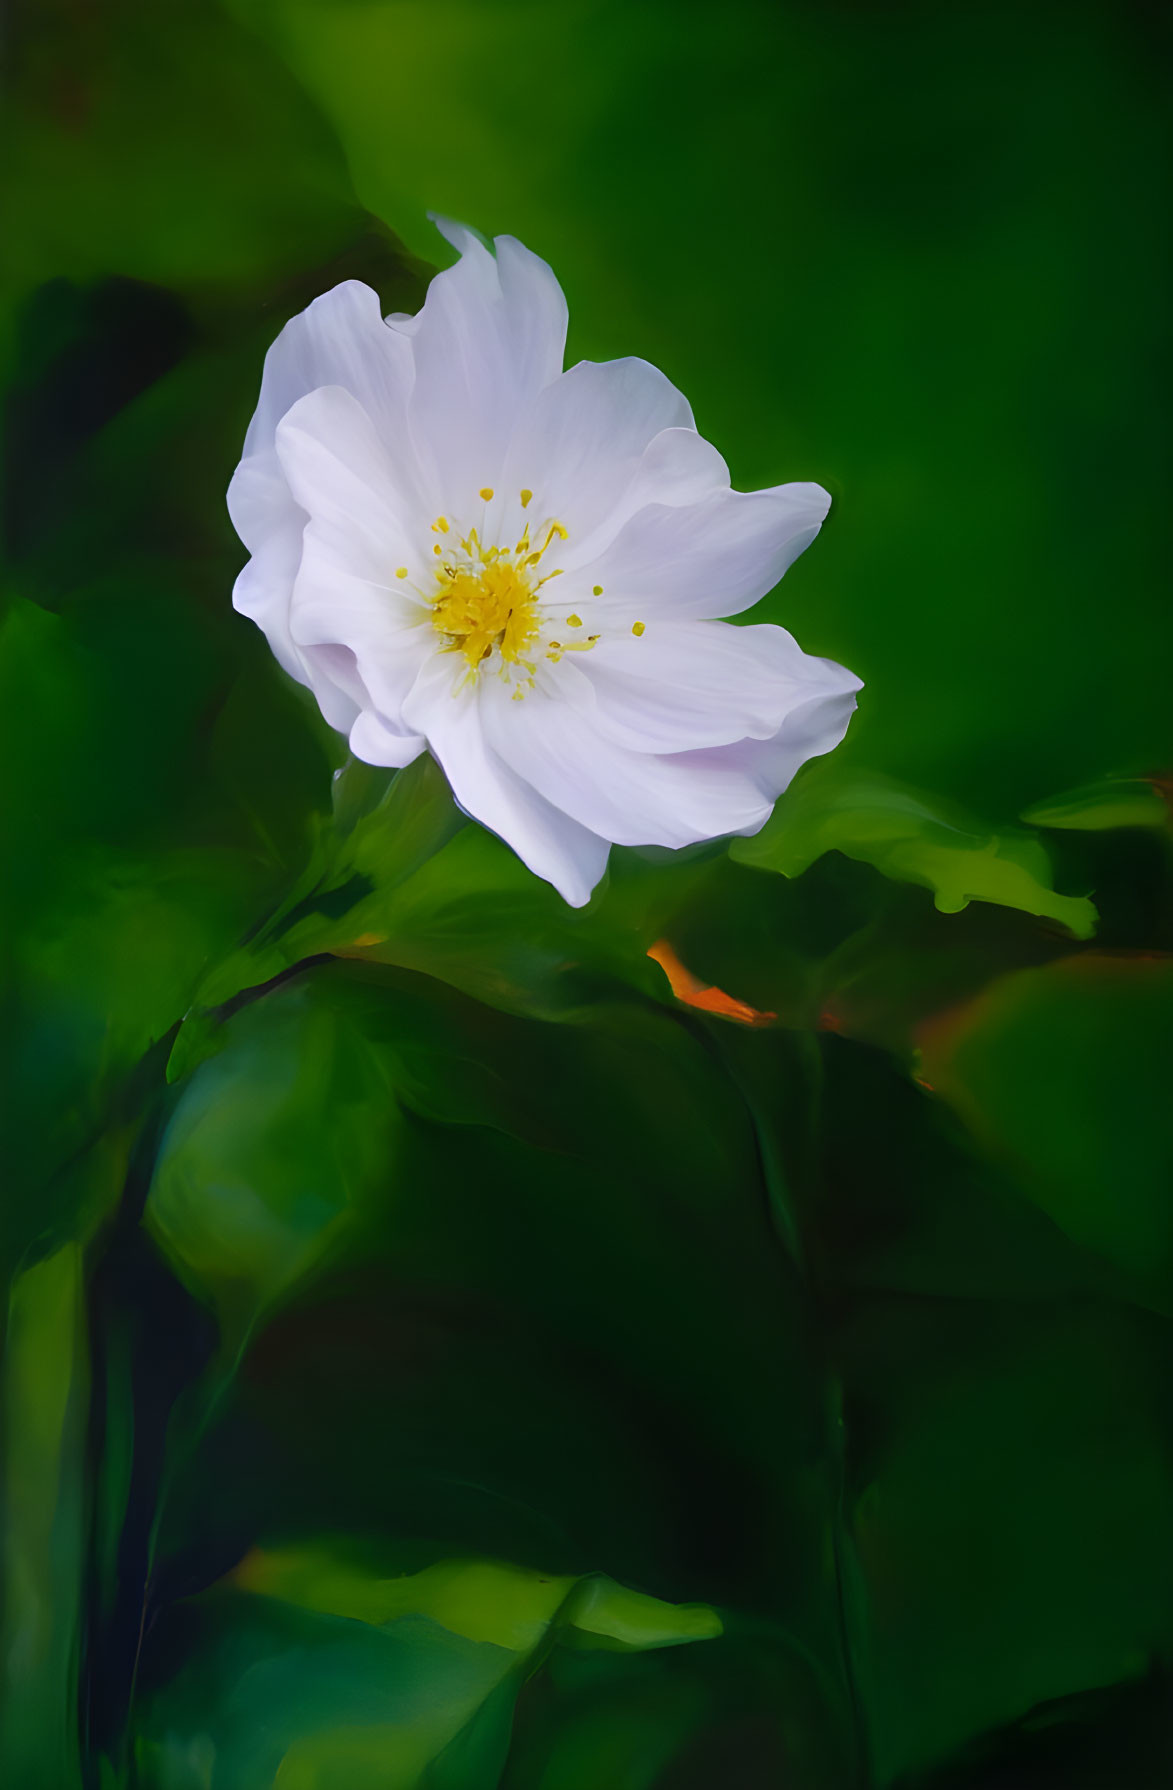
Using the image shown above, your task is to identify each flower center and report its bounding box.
[432,559,540,667]
[425,498,568,673]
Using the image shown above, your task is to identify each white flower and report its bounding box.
[228,219,861,906]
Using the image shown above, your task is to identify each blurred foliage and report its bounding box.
[136,1550,722,1789]
[1,1,1170,1787]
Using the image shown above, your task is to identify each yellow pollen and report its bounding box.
[593,585,603,596]
[395,567,408,579]
[431,556,541,668]
[423,508,572,675]
[567,614,582,627]
[431,516,449,534]
[479,487,494,501]
[433,543,443,555]
[520,488,533,508]
[632,621,645,636]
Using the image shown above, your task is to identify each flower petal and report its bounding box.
[349,708,426,770]
[227,453,309,681]
[573,621,860,753]
[289,532,433,729]
[401,657,609,905]
[404,220,569,509]
[228,283,422,735]
[608,426,731,520]
[481,677,776,849]
[501,357,696,544]
[227,455,362,732]
[680,679,863,810]
[578,480,832,621]
[241,279,415,470]
[276,385,414,581]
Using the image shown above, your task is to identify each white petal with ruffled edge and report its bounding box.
[402,220,569,509]
[227,218,859,905]
[576,481,832,622]
[401,655,609,906]
[571,621,859,753]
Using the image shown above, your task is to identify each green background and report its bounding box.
[2,1,1170,1786]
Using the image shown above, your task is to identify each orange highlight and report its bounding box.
[648,940,776,1027]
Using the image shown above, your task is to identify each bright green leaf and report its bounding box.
[1021,778,1171,832]
[732,766,1097,938]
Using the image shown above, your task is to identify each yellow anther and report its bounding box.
[395,567,408,579]
[431,516,449,533]
[479,487,494,501]
[520,488,533,508]
[592,585,603,596]
[567,614,582,627]
[431,556,541,669]
[632,621,645,636]
[433,543,443,555]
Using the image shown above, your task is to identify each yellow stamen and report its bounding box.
[395,567,408,579]
[520,488,533,508]
[431,516,449,534]
[567,614,582,627]
[431,557,540,669]
[433,544,443,555]
[421,501,575,681]
[592,585,603,596]
[632,621,645,636]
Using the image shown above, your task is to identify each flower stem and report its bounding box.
[0,1243,89,1790]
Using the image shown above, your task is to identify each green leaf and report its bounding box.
[1021,777,1171,832]
[166,761,714,1083]
[234,1546,722,1653]
[556,1575,723,1652]
[135,961,861,1790]
[133,1550,720,1790]
[916,952,1173,1312]
[842,1297,1173,1782]
[146,976,403,1345]
[731,766,1097,938]
[0,1245,88,1790]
